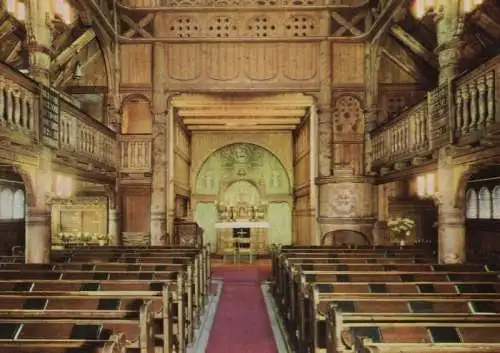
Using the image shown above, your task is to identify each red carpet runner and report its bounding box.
[206,262,277,353]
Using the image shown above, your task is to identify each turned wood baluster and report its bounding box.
[6,88,13,125]
[13,90,21,127]
[468,82,478,131]
[455,86,463,134]
[486,71,494,125]
[422,109,428,145]
[477,75,486,127]
[415,113,421,147]
[0,80,5,125]
[461,86,470,133]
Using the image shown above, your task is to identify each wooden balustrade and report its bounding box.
[119,134,152,173]
[453,61,497,140]
[0,65,38,143]
[59,100,118,169]
[372,100,429,167]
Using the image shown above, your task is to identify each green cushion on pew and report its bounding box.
[475,283,496,293]
[336,301,355,312]
[23,298,47,310]
[305,274,316,282]
[428,327,461,343]
[301,264,314,271]
[155,265,167,271]
[455,284,476,293]
[327,259,339,264]
[337,274,349,282]
[417,284,435,293]
[125,258,137,263]
[93,273,109,280]
[150,282,163,291]
[367,258,376,264]
[0,324,20,338]
[139,273,153,280]
[97,299,121,310]
[369,284,387,293]
[400,274,415,282]
[81,264,94,271]
[127,265,140,271]
[70,324,102,340]
[317,284,334,293]
[80,282,101,291]
[12,282,32,291]
[469,301,497,313]
[351,327,381,343]
[409,301,433,313]
[383,265,396,271]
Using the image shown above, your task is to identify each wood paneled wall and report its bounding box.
[293,119,312,244]
[173,119,191,200]
[121,185,151,232]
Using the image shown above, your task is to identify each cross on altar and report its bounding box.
[236,229,247,237]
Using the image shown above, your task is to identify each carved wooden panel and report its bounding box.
[331,43,365,84]
[294,121,310,188]
[122,186,151,232]
[174,121,190,192]
[120,44,152,85]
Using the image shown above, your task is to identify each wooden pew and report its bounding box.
[326,308,500,353]
[0,288,174,353]
[309,296,500,353]
[0,332,127,353]
[0,276,187,352]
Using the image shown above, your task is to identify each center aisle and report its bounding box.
[206,261,277,353]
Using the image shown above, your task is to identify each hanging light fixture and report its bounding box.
[73,61,83,80]
[410,0,484,19]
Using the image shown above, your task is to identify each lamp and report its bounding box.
[410,0,484,20]
[73,61,83,80]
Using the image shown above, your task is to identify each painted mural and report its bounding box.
[195,143,290,196]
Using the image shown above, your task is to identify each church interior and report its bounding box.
[1,0,500,352]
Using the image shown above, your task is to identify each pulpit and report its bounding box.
[215,221,269,256]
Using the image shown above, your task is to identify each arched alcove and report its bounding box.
[121,96,153,134]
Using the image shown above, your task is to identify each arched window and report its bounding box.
[13,189,25,219]
[466,189,478,219]
[0,188,14,219]
[478,187,492,219]
[493,186,500,219]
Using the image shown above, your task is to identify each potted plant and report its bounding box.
[96,233,109,246]
[387,217,415,247]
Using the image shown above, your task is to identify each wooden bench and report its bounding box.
[0,332,127,353]
[0,275,188,352]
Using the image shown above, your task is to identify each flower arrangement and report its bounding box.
[387,217,415,240]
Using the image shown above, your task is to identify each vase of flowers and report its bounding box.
[95,233,109,246]
[387,217,415,247]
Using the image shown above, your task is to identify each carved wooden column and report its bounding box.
[26,0,53,85]
[25,148,52,263]
[435,1,463,85]
[150,42,168,245]
[436,147,466,263]
[317,42,333,177]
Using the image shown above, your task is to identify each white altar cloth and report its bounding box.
[214,221,269,229]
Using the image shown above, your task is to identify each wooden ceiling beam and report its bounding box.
[390,24,438,68]
[472,10,500,39]
[178,109,306,117]
[182,118,302,125]
[187,125,296,131]
[51,28,96,71]
[381,48,428,84]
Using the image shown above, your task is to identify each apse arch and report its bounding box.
[194,142,291,196]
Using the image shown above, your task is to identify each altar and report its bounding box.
[215,221,269,255]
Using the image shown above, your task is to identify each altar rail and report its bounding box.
[371,53,500,173]
[119,134,152,173]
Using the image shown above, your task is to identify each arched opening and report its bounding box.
[0,167,26,255]
[464,166,500,254]
[321,229,371,246]
[121,96,153,134]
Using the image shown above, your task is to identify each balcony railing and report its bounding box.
[0,64,39,145]
[372,100,429,168]
[119,134,152,173]
[453,60,497,142]
[59,99,118,169]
